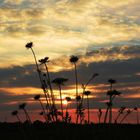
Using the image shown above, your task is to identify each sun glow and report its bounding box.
[63,100,68,105]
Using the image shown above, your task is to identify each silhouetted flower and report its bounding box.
[39,111,44,115]
[76,95,81,101]
[108,79,116,85]
[69,55,79,63]
[11,110,18,116]
[38,57,49,65]
[11,110,21,122]
[84,91,91,96]
[25,42,33,49]
[34,94,41,100]
[119,106,126,114]
[66,97,71,102]
[134,107,138,110]
[52,78,68,85]
[19,103,26,110]
[107,90,121,96]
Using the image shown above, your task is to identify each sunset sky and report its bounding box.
[0,0,140,123]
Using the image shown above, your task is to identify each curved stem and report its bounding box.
[44,63,55,107]
[30,48,43,85]
[30,48,52,118]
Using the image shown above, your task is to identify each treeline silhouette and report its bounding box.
[10,42,139,125]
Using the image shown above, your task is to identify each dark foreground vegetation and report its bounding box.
[0,122,140,140]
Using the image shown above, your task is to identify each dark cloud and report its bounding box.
[86,44,140,57]
[87,40,140,52]
[0,65,40,87]
[0,45,140,88]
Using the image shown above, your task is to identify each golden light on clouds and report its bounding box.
[0,87,42,95]
[0,0,140,68]
[124,94,140,98]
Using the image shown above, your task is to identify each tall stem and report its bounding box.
[98,114,101,124]
[30,48,51,115]
[74,63,78,97]
[44,63,55,107]
[109,83,113,124]
[81,87,85,106]
[104,107,109,123]
[39,100,48,122]
[30,48,43,85]
[59,85,63,120]
[79,87,85,124]
[74,63,79,124]
[66,104,68,114]
[137,110,139,124]
[109,96,112,124]
[87,95,90,124]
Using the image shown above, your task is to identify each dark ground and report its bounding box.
[0,122,140,140]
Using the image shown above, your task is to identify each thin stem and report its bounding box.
[66,104,68,114]
[81,86,85,106]
[98,114,101,124]
[59,85,63,120]
[23,109,32,124]
[137,110,139,124]
[44,63,55,106]
[109,82,113,124]
[30,48,43,84]
[98,110,102,124]
[74,63,78,97]
[109,95,112,124]
[74,63,79,124]
[87,95,90,124]
[39,99,48,122]
[79,86,85,124]
[30,48,51,114]
[43,89,51,112]
[104,107,109,123]
[16,114,21,123]
[120,113,129,124]
[114,112,121,123]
